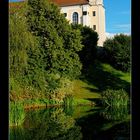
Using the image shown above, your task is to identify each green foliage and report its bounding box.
[10,9,47,99]
[101,89,129,107]
[101,106,129,121]
[10,10,29,76]
[102,34,131,72]
[10,0,84,102]
[72,24,98,73]
[63,94,74,107]
[10,102,25,126]
[10,77,24,101]
[10,108,82,140]
[27,0,83,80]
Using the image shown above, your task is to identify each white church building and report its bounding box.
[51,0,106,46]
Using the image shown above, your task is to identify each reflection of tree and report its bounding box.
[10,127,25,140]
[63,105,74,116]
[56,126,82,140]
[76,106,130,140]
[10,107,82,140]
[96,106,130,140]
[100,105,129,121]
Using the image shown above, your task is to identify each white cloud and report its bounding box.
[105,32,116,38]
[106,32,131,38]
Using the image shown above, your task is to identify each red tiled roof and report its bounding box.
[9,2,24,14]
[51,0,89,6]
[9,2,24,7]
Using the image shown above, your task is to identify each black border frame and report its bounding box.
[0,0,9,139]
[132,0,140,139]
[0,0,139,139]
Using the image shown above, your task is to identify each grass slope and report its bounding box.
[71,62,131,105]
[10,62,130,108]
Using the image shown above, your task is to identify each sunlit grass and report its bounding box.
[72,80,101,99]
[71,63,130,105]
[101,63,131,83]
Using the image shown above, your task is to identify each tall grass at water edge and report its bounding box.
[101,89,129,107]
[10,102,25,126]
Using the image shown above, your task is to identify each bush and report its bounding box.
[101,105,129,121]
[101,89,129,107]
[102,34,131,72]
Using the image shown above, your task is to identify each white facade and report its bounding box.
[59,0,106,46]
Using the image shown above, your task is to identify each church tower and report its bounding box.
[89,0,106,46]
[96,0,106,46]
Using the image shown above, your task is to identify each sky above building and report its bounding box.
[104,0,131,37]
[9,0,131,37]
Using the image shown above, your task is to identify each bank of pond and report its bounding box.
[10,102,130,140]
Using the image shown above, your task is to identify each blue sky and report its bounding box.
[9,0,131,36]
[104,0,131,36]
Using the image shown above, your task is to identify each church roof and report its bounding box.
[9,2,24,14]
[51,0,89,7]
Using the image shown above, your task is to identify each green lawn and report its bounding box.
[72,80,101,99]
[101,63,131,83]
[71,62,131,105]
[11,62,131,107]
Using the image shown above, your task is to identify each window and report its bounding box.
[93,11,96,16]
[83,11,87,15]
[64,13,67,17]
[93,25,96,30]
[72,12,78,24]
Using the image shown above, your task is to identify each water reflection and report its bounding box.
[10,102,25,126]
[100,105,129,121]
[10,107,83,140]
[10,105,130,140]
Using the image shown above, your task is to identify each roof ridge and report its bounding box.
[51,0,89,7]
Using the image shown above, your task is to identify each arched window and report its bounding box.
[72,12,78,24]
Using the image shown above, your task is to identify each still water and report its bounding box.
[10,105,130,140]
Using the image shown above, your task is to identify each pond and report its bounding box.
[10,105,130,140]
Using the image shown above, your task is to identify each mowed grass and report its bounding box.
[71,62,131,104]
[101,63,131,83]
[72,80,101,99]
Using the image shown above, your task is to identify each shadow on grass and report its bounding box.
[76,108,130,140]
[83,87,101,93]
[81,61,130,95]
[85,98,102,106]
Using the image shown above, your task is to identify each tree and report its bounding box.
[103,34,131,72]
[27,0,83,80]
[72,24,98,73]
[10,3,47,100]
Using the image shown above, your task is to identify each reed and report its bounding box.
[101,89,129,107]
[63,94,74,107]
[10,102,25,126]
[101,105,129,121]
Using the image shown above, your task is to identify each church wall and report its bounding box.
[59,2,106,46]
[89,6,99,31]
[97,5,106,46]
[61,5,84,24]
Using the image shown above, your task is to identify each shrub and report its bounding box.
[102,34,131,72]
[101,89,129,107]
[101,105,129,121]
